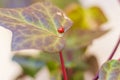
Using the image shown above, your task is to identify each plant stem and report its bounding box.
[93,35,120,80]
[59,51,68,80]
[93,75,99,80]
[107,36,120,60]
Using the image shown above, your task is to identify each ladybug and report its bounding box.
[58,27,64,33]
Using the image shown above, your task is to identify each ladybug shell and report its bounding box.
[58,27,64,33]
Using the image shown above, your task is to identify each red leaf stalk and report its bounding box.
[59,51,68,80]
[107,35,120,60]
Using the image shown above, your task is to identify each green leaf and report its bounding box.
[50,0,79,9]
[65,3,84,30]
[63,47,88,68]
[13,52,60,77]
[33,0,79,9]
[82,6,107,30]
[72,71,84,80]
[63,29,108,69]
[0,1,72,53]
[65,29,108,50]
[65,4,107,30]
[67,68,84,80]
[99,60,120,80]
[87,6,107,26]
[13,55,45,77]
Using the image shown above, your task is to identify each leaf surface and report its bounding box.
[64,4,108,49]
[65,4,107,30]
[33,0,79,9]
[12,51,60,77]
[99,60,120,80]
[0,1,72,52]
[13,55,45,77]
[65,29,108,50]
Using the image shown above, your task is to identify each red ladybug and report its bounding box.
[58,27,64,33]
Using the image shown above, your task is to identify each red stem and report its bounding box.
[59,51,68,80]
[107,36,120,60]
[93,74,99,80]
[94,35,120,80]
